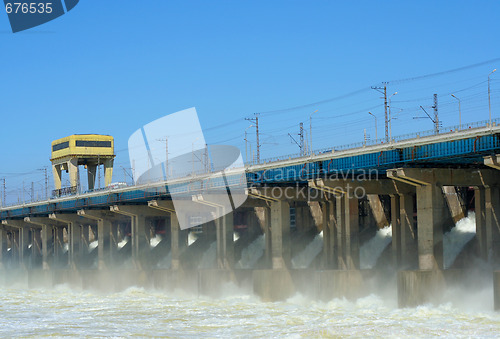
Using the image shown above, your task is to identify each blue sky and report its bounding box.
[1,1,500,203]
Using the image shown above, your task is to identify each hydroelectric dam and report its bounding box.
[2,122,500,310]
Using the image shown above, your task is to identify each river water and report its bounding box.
[0,282,499,338]
[1,214,499,337]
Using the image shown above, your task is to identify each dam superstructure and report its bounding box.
[2,120,500,309]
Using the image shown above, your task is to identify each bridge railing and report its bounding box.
[254,118,500,165]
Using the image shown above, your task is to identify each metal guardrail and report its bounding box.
[255,118,500,165]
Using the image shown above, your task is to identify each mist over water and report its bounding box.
[1,214,498,337]
[443,213,476,269]
[292,232,323,269]
[198,241,217,269]
[360,225,392,269]
[237,234,265,269]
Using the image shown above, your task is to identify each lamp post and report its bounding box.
[388,92,397,141]
[451,94,461,129]
[368,112,377,142]
[488,69,497,127]
[309,110,318,155]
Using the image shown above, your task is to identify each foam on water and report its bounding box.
[443,212,476,269]
[0,281,499,337]
[236,234,265,269]
[360,225,392,269]
[291,231,323,269]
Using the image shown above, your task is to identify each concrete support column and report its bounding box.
[104,158,114,187]
[0,227,6,269]
[256,206,271,267]
[335,195,359,270]
[345,195,360,270]
[391,194,402,268]
[53,226,65,266]
[400,193,417,269]
[335,195,345,269]
[216,211,234,269]
[368,194,389,228]
[67,223,81,269]
[392,193,417,269]
[475,188,488,261]
[486,186,500,266]
[110,222,119,264]
[443,186,465,223]
[41,225,50,270]
[133,215,150,269]
[322,200,336,268]
[19,227,29,268]
[81,224,90,257]
[97,219,111,270]
[270,200,291,269]
[416,185,444,270]
[30,227,42,268]
[87,164,97,190]
[170,213,181,270]
[68,158,79,189]
[52,164,62,190]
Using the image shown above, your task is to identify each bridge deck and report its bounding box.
[1,123,500,219]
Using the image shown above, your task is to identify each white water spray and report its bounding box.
[443,213,476,269]
[157,251,172,269]
[118,237,129,249]
[291,232,323,269]
[360,225,392,269]
[150,234,162,248]
[188,232,197,246]
[198,242,217,269]
[88,240,98,252]
[236,234,265,269]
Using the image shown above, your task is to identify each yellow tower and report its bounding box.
[50,134,115,191]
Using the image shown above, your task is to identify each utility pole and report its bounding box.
[371,84,389,142]
[451,94,461,129]
[44,167,48,199]
[1,178,5,207]
[157,137,170,179]
[309,110,319,155]
[433,94,439,134]
[245,114,261,163]
[288,123,304,155]
[204,143,210,172]
[39,167,48,200]
[299,122,304,156]
[368,112,377,141]
[165,137,169,179]
[489,69,497,127]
